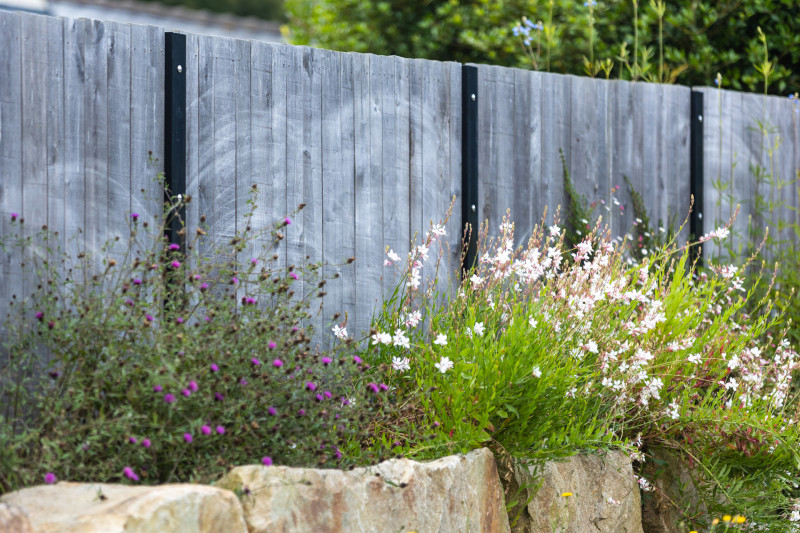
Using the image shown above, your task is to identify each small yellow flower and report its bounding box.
[735,516,746,524]
[689,530,698,533]
[723,515,732,522]
[561,492,573,497]
[712,519,720,525]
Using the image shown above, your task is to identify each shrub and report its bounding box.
[364,207,800,529]
[0,186,392,492]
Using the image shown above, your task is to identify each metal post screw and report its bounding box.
[697,114,702,122]
[471,204,476,212]
[471,94,476,101]
[177,65,183,73]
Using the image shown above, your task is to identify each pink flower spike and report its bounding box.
[251,358,261,366]
[183,433,193,443]
[305,382,317,391]
[142,439,151,448]
[262,456,273,466]
[251,258,258,265]
[231,277,238,285]
[268,341,277,349]
[44,472,56,484]
[289,272,299,280]
[215,425,225,435]
[201,425,211,435]
[171,261,181,269]
[268,406,277,416]
[123,467,139,481]
[164,393,176,403]
[284,217,292,225]
[130,213,139,220]
[188,381,198,392]
[353,355,362,365]
[169,243,180,251]
[321,357,332,365]
[272,358,283,368]
[153,384,163,392]
[182,389,191,397]
[210,363,219,372]
[129,436,138,444]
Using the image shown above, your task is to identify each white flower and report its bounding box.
[387,249,401,263]
[666,400,680,420]
[637,477,654,492]
[433,334,448,346]
[404,310,422,328]
[383,259,392,266]
[391,356,411,372]
[470,274,483,288]
[473,322,485,337]
[393,329,410,349]
[565,387,577,398]
[584,340,598,354]
[687,353,702,364]
[332,324,348,340]
[532,366,542,378]
[528,316,537,328]
[372,331,392,345]
[407,268,421,290]
[727,353,740,370]
[428,224,446,238]
[434,356,454,374]
[549,224,561,237]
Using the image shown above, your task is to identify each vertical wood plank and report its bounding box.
[105,20,131,265]
[540,72,572,227]
[570,75,599,239]
[284,45,305,307]
[234,37,252,305]
[184,31,200,255]
[63,17,86,270]
[446,61,462,280]
[196,33,216,263]
[269,44,288,271]
[45,16,66,270]
[595,78,613,238]
[248,39,272,262]
[339,52,357,335]
[0,11,22,331]
[640,82,662,240]
[409,59,424,245]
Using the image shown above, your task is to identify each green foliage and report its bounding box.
[561,149,594,250]
[285,0,799,95]
[0,186,391,492]
[364,207,800,530]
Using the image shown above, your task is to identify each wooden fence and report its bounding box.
[1,11,799,347]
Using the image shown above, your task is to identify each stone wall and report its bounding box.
[0,448,646,533]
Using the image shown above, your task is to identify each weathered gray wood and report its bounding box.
[45,16,66,271]
[248,39,272,265]
[0,11,22,334]
[640,82,662,248]
[269,44,288,271]
[738,91,763,259]
[446,61,462,279]
[540,72,572,227]
[409,59,424,249]
[184,31,200,260]
[233,37,252,310]
[664,85,691,241]
[106,21,131,266]
[352,52,378,341]
[284,44,305,307]
[770,95,795,252]
[196,32,216,263]
[320,47,344,345]
[570,75,602,240]
[338,52,357,334]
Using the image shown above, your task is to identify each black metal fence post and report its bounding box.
[461,65,479,274]
[690,90,704,265]
[165,32,187,249]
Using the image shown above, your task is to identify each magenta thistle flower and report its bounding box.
[44,472,56,484]
[131,213,139,220]
[201,425,211,435]
[175,317,184,324]
[268,341,277,350]
[324,391,332,399]
[171,261,181,269]
[305,382,317,391]
[200,283,209,291]
[183,433,193,443]
[250,258,258,265]
[272,358,283,368]
[182,389,191,397]
[231,277,238,284]
[164,393,176,403]
[123,467,139,481]
[11,213,19,221]
[367,382,379,394]
[353,355,362,364]
[145,315,154,322]
[153,384,163,393]
[169,243,180,251]
[188,381,198,392]
[298,409,306,416]
[129,436,137,444]
[321,357,332,365]
[215,425,225,435]
[334,448,342,459]
[125,299,134,306]
[193,274,201,281]
[133,279,142,285]
[251,358,261,366]
[142,438,151,448]
[268,406,277,416]
[289,272,299,280]
[284,217,292,226]
[239,378,248,386]
[262,456,273,466]
[35,311,43,320]
[379,383,389,391]
[210,363,219,372]
[214,392,224,402]
[315,393,323,402]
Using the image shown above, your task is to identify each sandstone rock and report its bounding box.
[0,482,247,533]
[0,502,34,533]
[640,448,703,533]
[217,447,511,533]
[504,451,643,533]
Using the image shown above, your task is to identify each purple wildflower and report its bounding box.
[35,311,44,320]
[262,456,273,466]
[214,392,225,402]
[251,258,258,265]
[169,243,180,251]
[379,383,389,391]
[367,382,379,394]
[188,381,198,392]
[182,389,191,397]
[142,439,151,448]
[44,472,56,484]
[125,299,134,306]
[164,393,176,403]
[321,357,332,365]
[231,277,238,285]
[201,425,211,435]
[200,283,209,291]
[284,217,292,226]
[183,433,193,443]
[11,213,19,221]
[324,391,332,399]
[123,467,139,481]
[171,261,181,269]
[133,279,142,285]
[129,436,137,444]
[131,213,139,221]
[315,394,324,402]
[268,342,277,350]
[145,315,154,322]
[215,425,225,435]
[153,384,163,392]
[268,406,277,416]
[289,272,299,280]
[251,358,261,366]
[176,317,184,324]
[272,358,283,368]
[353,355,362,365]
[298,409,306,416]
[305,382,317,391]
[210,363,219,372]
[193,274,202,281]
[239,378,248,386]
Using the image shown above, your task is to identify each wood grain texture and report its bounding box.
[540,72,572,227]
